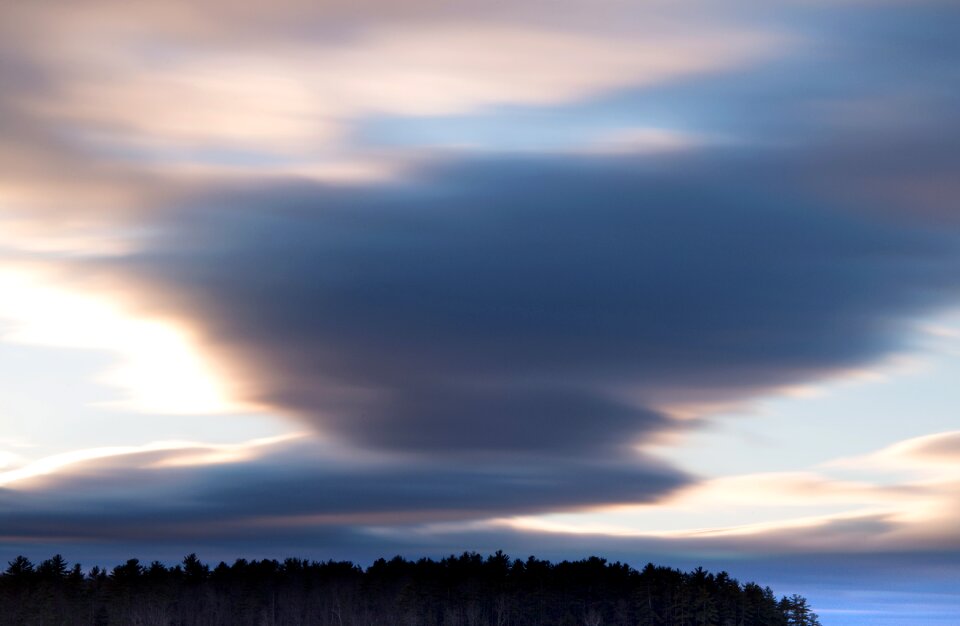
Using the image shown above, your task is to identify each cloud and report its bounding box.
[0,434,301,487]
[1,0,780,169]
[831,430,960,477]
[0,0,788,255]
[0,430,952,556]
[0,435,686,545]
[902,432,960,461]
[92,149,960,457]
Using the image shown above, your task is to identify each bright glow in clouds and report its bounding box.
[0,267,245,416]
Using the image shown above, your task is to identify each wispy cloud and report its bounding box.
[0,433,302,487]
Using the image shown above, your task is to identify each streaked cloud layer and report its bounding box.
[1,0,959,623]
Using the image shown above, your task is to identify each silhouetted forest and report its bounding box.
[0,552,821,625]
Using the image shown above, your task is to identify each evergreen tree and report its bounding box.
[0,552,815,626]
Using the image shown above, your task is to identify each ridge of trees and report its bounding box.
[0,551,821,625]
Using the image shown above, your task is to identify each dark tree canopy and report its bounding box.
[0,552,821,625]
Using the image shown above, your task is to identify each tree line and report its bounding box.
[0,551,821,625]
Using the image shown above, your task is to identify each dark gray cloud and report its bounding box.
[108,147,960,459]
[0,439,684,544]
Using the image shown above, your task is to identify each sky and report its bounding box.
[1,0,959,623]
